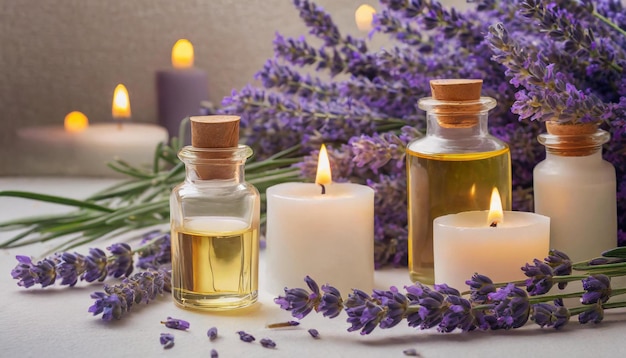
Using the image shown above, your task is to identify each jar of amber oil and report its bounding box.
[406,79,512,284]
[170,115,260,310]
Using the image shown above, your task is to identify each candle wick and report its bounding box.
[320,184,326,195]
[490,221,498,228]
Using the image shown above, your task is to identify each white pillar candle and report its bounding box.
[433,189,550,291]
[265,182,375,295]
[265,145,375,295]
[17,123,168,177]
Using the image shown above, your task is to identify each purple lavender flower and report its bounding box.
[136,232,171,270]
[207,326,218,340]
[260,338,277,349]
[440,294,476,333]
[237,331,255,343]
[531,303,570,329]
[372,287,409,329]
[404,283,446,330]
[160,333,175,349]
[210,349,218,358]
[88,269,169,321]
[83,248,108,282]
[106,243,134,278]
[318,284,343,318]
[56,252,85,287]
[522,259,555,295]
[274,275,321,319]
[344,290,384,335]
[578,302,605,324]
[88,292,124,321]
[307,328,320,338]
[15,256,57,288]
[11,255,44,288]
[487,283,531,329]
[161,317,190,331]
[581,274,612,304]
[465,273,496,303]
[544,249,572,278]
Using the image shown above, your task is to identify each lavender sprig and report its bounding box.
[88,268,170,321]
[10,231,171,289]
[276,248,626,334]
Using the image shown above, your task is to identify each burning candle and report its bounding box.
[433,188,550,291]
[265,144,375,295]
[355,4,376,32]
[156,39,209,140]
[17,85,168,177]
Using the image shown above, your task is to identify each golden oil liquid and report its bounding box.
[406,148,512,284]
[171,216,259,310]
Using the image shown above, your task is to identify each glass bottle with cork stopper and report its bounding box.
[170,115,260,310]
[534,121,617,262]
[406,79,512,284]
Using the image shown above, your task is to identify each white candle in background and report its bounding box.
[17,84,168,177]
[265,144,375,296]
[433,188,550,291]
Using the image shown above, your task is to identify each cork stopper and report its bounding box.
[429,79,483,128]
[430,79,482,101]
[543,121,602,156]
[190,115,240,148]
[189,115,240,179]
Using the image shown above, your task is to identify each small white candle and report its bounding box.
[265,144,375,295]
[433,188,550,291]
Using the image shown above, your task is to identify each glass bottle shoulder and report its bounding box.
[406,134,509,159]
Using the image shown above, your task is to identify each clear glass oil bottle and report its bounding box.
[406,80,512,284]
[170,144,260,310]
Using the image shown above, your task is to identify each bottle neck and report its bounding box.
[178,145,252,183]
[538,129,609,157]
[426,111,489,138]
[419,96,496,139]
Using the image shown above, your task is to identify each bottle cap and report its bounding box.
[430,79,482,101]
[189,115,240,179]
[190,115,240,148]
[428,79,483,128]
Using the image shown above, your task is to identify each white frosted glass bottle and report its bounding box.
[533,122,617,262]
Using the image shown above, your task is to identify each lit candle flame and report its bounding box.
[172,39,194,69]
[64,111,89,133]
[487,187,504,227]
[355,4,376,32]
[315,144,332,193]
[112,84,131,119]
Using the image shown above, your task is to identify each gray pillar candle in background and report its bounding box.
[155,39,209,142]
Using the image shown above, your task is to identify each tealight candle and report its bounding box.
[433,188,550,290]
[156,39,209,140]
[265,144,375,295]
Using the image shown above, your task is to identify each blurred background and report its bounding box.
[0,0,468,176]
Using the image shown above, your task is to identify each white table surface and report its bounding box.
[1,177,625,358]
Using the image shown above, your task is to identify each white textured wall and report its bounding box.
[0,0,467,175]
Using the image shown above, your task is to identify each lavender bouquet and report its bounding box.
[217,0,626,267]
[1,0,625,269]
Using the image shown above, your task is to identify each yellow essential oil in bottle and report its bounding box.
[406,79,512,284]
[170,115,260,310]
[172,217,259,308]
